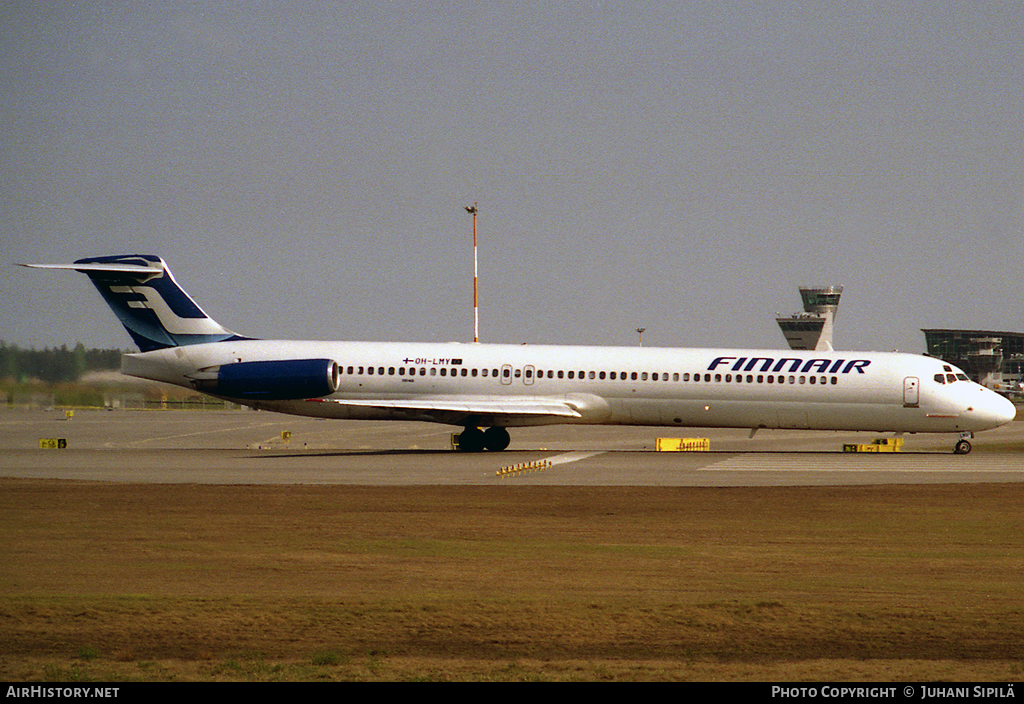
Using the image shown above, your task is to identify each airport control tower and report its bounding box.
[776,286,843,351]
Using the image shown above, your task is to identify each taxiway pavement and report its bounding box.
[1,409,1021,486]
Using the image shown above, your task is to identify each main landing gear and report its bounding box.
[456,426,510,452]
[953,432,973,455]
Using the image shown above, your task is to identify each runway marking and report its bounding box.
[544,451,606,467]
[701,454,1024,472]
[125,421,287,447]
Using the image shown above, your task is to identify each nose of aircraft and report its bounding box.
[980,391,1017,429]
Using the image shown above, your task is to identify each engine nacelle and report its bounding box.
[194,358,340,400]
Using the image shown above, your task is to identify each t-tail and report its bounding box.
[21,254,245,352]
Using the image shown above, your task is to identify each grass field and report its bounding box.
[2,479,1024,681]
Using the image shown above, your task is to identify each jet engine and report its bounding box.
[193,358,340,400]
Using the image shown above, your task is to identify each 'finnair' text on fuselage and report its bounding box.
[708,356,871,374]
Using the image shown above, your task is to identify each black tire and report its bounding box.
[483,427,511,452]
[954,439,972,455]
[458,427,485,452]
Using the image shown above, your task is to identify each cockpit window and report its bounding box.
[935,370,971,384]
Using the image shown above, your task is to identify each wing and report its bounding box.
[313,394,593,427]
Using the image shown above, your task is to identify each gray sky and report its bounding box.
[3,1,1022,353]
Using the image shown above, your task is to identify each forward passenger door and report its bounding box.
[903,377,919,407]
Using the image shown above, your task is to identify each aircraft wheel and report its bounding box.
[954,439,972,455]
[483,427,511,452]
[458,427,485,452]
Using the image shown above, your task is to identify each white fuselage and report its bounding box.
[122,339,1017,435]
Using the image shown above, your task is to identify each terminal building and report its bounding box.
[776,286,843,351]
[921,329,1024,396]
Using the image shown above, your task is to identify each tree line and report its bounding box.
[0,341,124,383]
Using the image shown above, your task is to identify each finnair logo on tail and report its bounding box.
[108,284,228,336]
[707,356,872,374]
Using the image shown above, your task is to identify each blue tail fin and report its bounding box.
[24,254,245,352]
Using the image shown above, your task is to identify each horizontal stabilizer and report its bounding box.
[21,262,164,275]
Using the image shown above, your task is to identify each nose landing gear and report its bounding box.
[953,432,973,455]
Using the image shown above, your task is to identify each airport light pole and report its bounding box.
[465,203,479,343]
[636,327,645,347]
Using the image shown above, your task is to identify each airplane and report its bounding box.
[22,254,1017,454]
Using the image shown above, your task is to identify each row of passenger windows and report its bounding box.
[341,365,841,386]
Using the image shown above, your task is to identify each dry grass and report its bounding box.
[2,480,1024,681]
